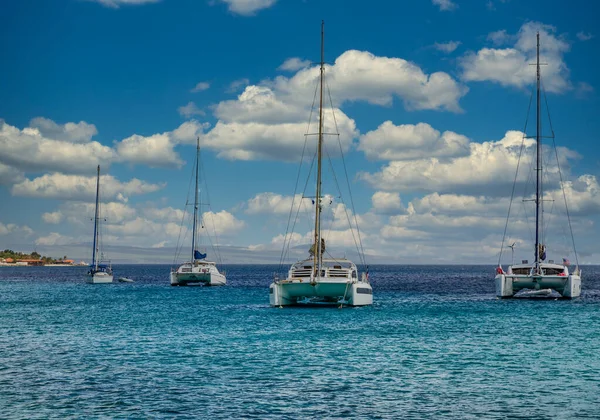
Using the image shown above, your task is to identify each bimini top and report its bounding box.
[179,261,217,267]
[507,261,569,276]
[291,258,357,270]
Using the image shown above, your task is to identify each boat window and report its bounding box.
[334,265,342,269]
[352,271,357,278]
[356,287,372,295]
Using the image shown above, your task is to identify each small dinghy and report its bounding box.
[515,288,553,298]
[118,277,134,283]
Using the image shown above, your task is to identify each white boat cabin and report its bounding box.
[287,259,359,281]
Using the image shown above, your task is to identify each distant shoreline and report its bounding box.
[0,263,86,267]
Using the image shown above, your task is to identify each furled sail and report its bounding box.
[308,238,326,257]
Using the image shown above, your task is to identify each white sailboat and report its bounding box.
[269,21,373,307]
[87,165,113,284]
[495,32,581,299]
[170,138,226,286]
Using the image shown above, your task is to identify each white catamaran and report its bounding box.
[495,32,581,299]
[269,21,372,307]
[170,138,226,286]
[87,165,113,284]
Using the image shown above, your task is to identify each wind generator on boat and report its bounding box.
[87,165,113,284]
[495,32,581,298]
[170,138,226,286]
[269,21,372,307]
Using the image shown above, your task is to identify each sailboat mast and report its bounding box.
[313,20,325,277]
[192,137,200,262]
[92,165,100,270]
[534,32,542,266]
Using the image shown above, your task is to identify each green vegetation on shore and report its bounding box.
[0,249,69,264]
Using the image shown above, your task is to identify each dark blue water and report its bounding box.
[1,265,600,418]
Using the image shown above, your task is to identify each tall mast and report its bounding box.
[92,165,100,270]
[192,137,200,262]
[313,20,325,277]
[534,32,542,267]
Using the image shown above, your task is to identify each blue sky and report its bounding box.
[1,0,599,264]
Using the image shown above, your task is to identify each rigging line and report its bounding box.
[174,151,197,265]
[323,189,336,246]
[498,87,535,265]
[278,140,309,268]
[203,213,219,264]
[172,206,189,265]
[198,145,222,264]
[323,248,349,266]
[323,140,364,266]
[541,78,556,139]
[544,85,580,267]
[325,78,367,267]
[282,151,318,266]
[522,199,535,247]
[544,199,556,246]
[278,80,320,271]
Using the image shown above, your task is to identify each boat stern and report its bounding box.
[347,283,373,306]
[495,273,514,298]
[561,274,581,299]
[269,281,295,306]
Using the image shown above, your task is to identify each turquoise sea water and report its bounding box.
[1,264,599,418]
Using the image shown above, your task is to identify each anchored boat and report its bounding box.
[269,21,372,307]
[170,138,226,286]
[87,165,113,284]
[495,32,581,299]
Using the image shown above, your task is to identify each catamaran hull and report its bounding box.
[87,272,113,284]
[269,280,372,306]
[170,271,226,286]
[495,274,581,298]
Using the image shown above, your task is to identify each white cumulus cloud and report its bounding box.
[278,57,311,72]
[433,41,461,53]
[359,121,470,161]
[245,192,311,215]
[86,0,160,8]
[178,102,205,118]
[371,191,404,215]
[191,81,210,93]
[0,119,114,175]
[432,0,458,11]
[460,21,571,93]
[359,130,575,195]
[0,222,33,236]
[42,212,64,224]
[11,173,164,202]
[115,121,207,167]
[202,210,245,236]
[218,0,277,16]
[35,232,76,246]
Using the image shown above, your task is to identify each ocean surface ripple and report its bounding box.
[1,264,599,418]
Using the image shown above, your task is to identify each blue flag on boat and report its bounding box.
[194,250,207,260]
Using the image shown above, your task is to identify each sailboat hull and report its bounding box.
[269,279,372,306]
[495,273,581,298]
[170,264,226,286]
[87,272,113,284]
[494,35,583,299]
